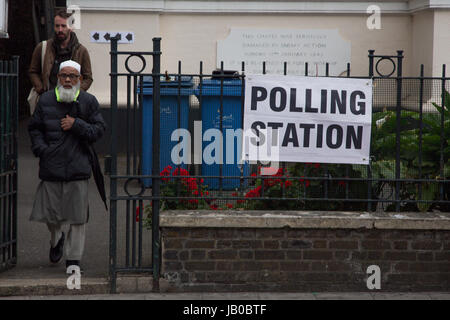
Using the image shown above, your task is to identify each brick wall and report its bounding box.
[160,227,450,292]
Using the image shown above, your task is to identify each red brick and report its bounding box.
[444,242,450,250]
[362,240,391,250]
[367,251,383,260]
[216,240,232,248]
[213,229,235,239]
[163,262,182,272]
[185,240,215,249]
[335,251,350,260]
[216,261,233,271]
[412,241,442,250]
[206,272,236,282]
[264,240,280,249]
[163,250,179,260]
[435,252,450,261]
[164,229,190,238]
[233,261,279,271]
[351,251,367,260]
[190,229,210,238]
[208,250,237,260]
[302,273,335,282]
[329,241,359,250]
[303,251,333,260]
[255,250,285,260]
[233,261,259,271]
[335,230,352,238]
[179,251,189,261]
[417,252,433,262]
[388,274,418,283]
[384,251,417,261]
[164,239,183,249]
[239,250,254,259]
[313,240,327,249]
[287,230,305,238]
[184,262,215,271]
[364,231,383,239]
[256,229,286,239]
[304,230,329,238]
[232,240,262,249]
[281,240,313,249]
[409,263,440,272]
[393,241,408,250]
[190,250,206,260]
[240,230,256,239]
[286,251,302,260]
[394,262,409,272]
[280,262,310,272]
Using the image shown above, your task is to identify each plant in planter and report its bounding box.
[365,90,450,211]
[144,165,211,227]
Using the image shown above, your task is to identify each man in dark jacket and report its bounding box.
[28,60,105,273]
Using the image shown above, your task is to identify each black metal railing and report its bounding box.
[109,37,449,293]
[0,56,19,273]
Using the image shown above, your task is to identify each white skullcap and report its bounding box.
[59,60,81,73]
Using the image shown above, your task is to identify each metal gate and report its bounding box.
[0,56,19,273]
[108,38,449,293]
[109,38,161,293]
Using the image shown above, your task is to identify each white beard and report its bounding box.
[57,82,80,103]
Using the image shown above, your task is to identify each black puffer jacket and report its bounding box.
[28,90,106,182]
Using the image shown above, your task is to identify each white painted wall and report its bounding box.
[65,0,450,107]
[432,9,450,77]
[411,10,434,76]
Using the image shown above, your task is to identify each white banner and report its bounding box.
[243,75,372,165]
[0,0,8,38]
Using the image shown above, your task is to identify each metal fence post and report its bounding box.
[152,37,162,292]
[109,37,118,293]
[395,50,404,212]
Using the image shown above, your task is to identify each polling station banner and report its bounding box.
[243,75,373,165]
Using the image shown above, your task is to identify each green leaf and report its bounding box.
[416,183,438,212]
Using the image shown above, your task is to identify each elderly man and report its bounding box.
[28,60,106,273]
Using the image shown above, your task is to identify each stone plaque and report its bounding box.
[217,29,351,76]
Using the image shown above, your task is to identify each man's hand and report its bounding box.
[61,115,75,131]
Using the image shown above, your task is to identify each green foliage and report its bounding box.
[368,90,450,212]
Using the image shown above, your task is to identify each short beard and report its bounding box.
[54,31,69,43]
[57,82,80,103]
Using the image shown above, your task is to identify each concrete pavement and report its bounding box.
[2,292,450,300]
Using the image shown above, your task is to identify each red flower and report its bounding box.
[285,180,293,187]
[338,181,347,187]
[226,204,234,209]
[173,168,189,176]
[136,207,142,222]
[209,204,219,210]
[299,177,310,188]
[245,186,262,198]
